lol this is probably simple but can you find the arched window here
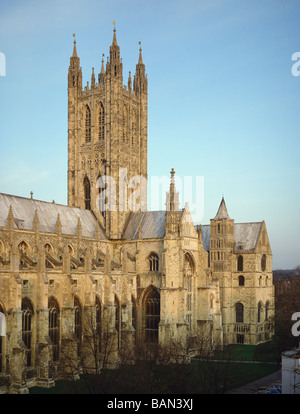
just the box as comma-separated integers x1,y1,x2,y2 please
18,241,28,255
85,105,91,143
74,297,82,354
238,275,245,286
237,255,243,272
22,298,34,367
265,301,269,321
84,176,91,210
149,253,159,272
49,297,60,361
98,102,104,141
236,302,244,323
258,302,262,323
145,287,160,343
115,295,121,349
259,276,263,286
184,254,193,331
95,297,101,352
19,241,29,268
261,254,266,272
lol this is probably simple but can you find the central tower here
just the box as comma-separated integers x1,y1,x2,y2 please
67,28,148,239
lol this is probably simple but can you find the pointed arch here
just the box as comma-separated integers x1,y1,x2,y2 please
22,297,34,367
261,254,267,272
265,301,270,321
48,296,60,361
258,301,263,323
184,253,194,331
85,105,91,143
235,302,244,323
74,296,82,352
143,285,160,343
84,176,91,210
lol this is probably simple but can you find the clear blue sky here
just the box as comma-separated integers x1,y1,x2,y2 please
0,0,299,269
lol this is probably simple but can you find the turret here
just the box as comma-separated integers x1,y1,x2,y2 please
133,43,147,95
165,168,180,237
107,27,123,82
209,197,234,273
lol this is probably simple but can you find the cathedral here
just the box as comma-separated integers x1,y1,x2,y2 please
0,28,274,393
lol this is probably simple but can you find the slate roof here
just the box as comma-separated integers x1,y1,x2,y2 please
200,222,262,252
122,211,167,240
0,193,107,239
122,209,185,240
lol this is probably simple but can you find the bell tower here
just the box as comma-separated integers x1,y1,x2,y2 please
67,28,148,239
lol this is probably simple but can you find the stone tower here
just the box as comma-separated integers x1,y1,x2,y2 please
67,28,148,239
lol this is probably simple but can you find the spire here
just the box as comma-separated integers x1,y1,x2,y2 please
128,71,132,91
134,41,147,95
109,23,122,79
91,67,95,87
98,54,105,85
68,33,82,89
112,25,118,45
138,42,143,64
72,37,78,57
214,197,231,220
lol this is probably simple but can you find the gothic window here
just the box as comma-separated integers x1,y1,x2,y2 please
259,275,262,286
235,302,244,323
18,241,28,255
19,241,29,268
261,254,266,272
95,297,101,352
238,275,245,286
149,253,159,272
84,176,91,210
22,298,34,367
258,302,262,323
237,255,243,272
145,287,160,343
115,296,120,349
85,105,91,143
184,255,193,331
74,297,82,353
265,301,269,321
49,297,60,362
98,102,104,141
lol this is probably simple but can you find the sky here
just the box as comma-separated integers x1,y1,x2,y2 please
0,0,299,270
